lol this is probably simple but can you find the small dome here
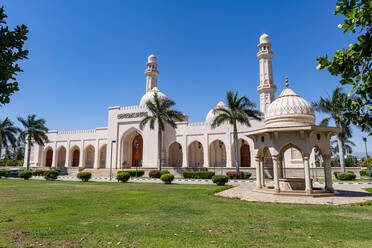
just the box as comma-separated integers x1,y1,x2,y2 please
259,33,270,44
148,54,157,63
264,87,315,127
140,87,167,106
206,101,226,123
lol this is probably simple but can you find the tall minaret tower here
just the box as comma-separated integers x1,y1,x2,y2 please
145,54,159,93
257,33,277,114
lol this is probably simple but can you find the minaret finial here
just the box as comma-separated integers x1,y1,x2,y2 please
285,76,289,88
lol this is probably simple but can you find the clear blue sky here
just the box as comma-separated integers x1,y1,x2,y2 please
1,0,370,156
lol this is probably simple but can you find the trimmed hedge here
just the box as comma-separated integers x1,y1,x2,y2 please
338,172,356,181
117,170,144,177
18,170,33,180
212,175,229,186
77,172,92,182
5,159,19,167
333,171,340,179
116,171,130,183
160,173,174,184
0,169,11,178
226,171,251,179
149,170,161,178
44,170,59,180
160,170,170,176
183,171,215,179
360,169,371,177
33,170,47,176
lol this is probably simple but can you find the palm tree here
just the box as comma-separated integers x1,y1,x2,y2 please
211,91,261,172
331,138,355,156
0,118,20,159
18,114,49,170
312,87,352,172
139,93,184,171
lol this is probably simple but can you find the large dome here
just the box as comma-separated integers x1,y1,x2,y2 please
264,87,315,127
206,101,226,123
140,87,167,106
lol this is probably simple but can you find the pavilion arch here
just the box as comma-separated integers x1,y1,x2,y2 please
43,146,53,167
98,144,107,168
121,128,143,168
278,143,304,179
167,142,183,167
188,140,204,167
56,146,66,167
231,138,251,167
209,139,226,167
84,145,95,168
70,146,80,167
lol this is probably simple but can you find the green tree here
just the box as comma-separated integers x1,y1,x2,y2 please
18,114,48,170
316,0,371,134
211,91,261,172
139,93,184,171
0,6,29,105
331,137,355,156
312,87,352,172
0,117,20,159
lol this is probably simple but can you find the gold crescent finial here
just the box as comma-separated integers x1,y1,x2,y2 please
285,76,289,88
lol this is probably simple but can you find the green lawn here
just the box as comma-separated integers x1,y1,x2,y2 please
0,180,371,248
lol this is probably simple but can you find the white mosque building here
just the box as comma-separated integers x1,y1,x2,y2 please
25,34,338,193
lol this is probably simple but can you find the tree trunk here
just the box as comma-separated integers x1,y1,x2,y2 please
26,139,31,170
233,125,239,173
337,134,345,172
158,129,162,171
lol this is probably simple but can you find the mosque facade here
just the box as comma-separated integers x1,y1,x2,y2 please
24,34,338,192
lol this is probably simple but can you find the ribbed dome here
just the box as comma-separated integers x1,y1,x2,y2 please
147,54,157,63
206,101,226,123
140,87,167,106
264,87,315,127
259,33,270,44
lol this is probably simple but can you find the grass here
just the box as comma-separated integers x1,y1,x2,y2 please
0,180,371,248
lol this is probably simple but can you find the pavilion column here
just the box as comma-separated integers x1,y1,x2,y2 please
255,156,262,189
303,154,312,194
278,156,283,179
272,155,280,193
323,154,334,193
260,157,265,187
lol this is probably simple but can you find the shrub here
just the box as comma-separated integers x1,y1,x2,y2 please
18,170,32,180
160,173,174,184
360,169,371,177
0,169,11,178
17,160,24,167
5,159,18,167
212,175,229,186
116,171,130,183
242,172,252,179
362,157,372,167
183,171,215,179
338,172,356,181
77,172,92,182
33,170,47,176
149,170,161,178
160,170,170,176
226,171,248,179
0,160,5,167
44,170,59,180
118,170,144,177
333,171,340,179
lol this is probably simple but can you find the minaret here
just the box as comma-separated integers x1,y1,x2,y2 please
145,54,159,93
257,33,277,114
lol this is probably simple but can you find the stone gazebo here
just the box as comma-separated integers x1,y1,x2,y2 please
248,79,339,195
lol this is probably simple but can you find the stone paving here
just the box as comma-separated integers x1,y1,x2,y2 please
216,184,372,205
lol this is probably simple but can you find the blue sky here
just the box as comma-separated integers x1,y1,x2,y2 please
1,0,370,155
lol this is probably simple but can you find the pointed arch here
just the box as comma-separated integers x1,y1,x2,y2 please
168,142,183,167
120,128,143,168
84,145,95,168
188,141,204,167
56,146,66,167
98,144,107,169
43,146,53,167
209,139,226,167
70,146,80,167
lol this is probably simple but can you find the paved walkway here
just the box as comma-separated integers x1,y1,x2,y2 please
217,184,372,205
